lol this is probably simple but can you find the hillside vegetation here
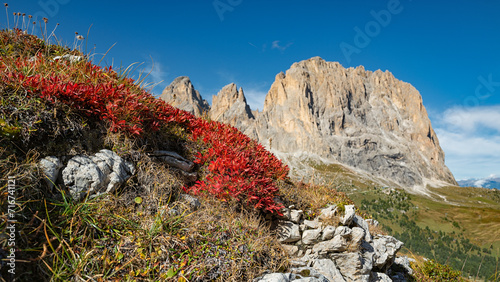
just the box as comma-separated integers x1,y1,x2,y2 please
0,26,362,281
310,162,500,281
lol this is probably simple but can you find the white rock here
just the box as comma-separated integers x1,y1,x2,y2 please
62,150,135,200
341,205,356,226
281,244,299,256
312,259,346,282
353,215,372,242
62,155,104,200
372,235,404,272
91,149,135,195
302,228,322,245
370,272,392,282
277,221,301,243
394,256,413,275
312,235,348,255
351,227,365,247
39,156,62,189
321,226,336,241
303,219,321,230
290,266,327,281
290,209,304,223
331,252,371,282
334,226,352,238
255,273,292,282
318,205,337,220
280,208,292,221
293,277,325,282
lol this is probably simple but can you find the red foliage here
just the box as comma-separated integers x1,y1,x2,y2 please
0,50,288,214
186,119,288,213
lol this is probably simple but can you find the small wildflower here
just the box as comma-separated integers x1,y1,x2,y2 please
76,35,84,40
4,3,7,7
43,17,48,23
28,15,32,19
22,13,25,16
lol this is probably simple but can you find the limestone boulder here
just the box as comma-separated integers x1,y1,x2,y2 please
62,149,135,200
39,156,63,189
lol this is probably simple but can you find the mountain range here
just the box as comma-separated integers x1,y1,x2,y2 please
458,175,500,189
160,57,457,193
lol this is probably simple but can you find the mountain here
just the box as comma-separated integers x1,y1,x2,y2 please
209,83,255,129
159,76,209,116
161,57,457,192
458,175,500,189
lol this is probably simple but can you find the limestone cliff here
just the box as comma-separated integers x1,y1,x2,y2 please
161,57,457,190
209,83,255,129
160,76,209,116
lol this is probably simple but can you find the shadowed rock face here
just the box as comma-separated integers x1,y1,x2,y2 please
161,57,457,189
160,76,209,117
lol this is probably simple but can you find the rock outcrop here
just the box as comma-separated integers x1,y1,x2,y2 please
161,57,457,190
39,150,136,200
160,76,209,117
255,205,409,282
62,149,136,200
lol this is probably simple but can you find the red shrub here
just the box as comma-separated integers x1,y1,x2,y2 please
1,41,288,214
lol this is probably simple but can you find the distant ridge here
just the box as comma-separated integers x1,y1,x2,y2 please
458,175,500,189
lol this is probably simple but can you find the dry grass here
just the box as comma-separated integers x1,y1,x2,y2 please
367,221,387,236
278,180,356,219
174,195,289,281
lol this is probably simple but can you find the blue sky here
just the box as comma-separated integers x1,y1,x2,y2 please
3,0,500,181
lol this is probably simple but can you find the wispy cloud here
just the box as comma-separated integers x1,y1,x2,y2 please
243,87,268,112
434,105,500,179
149,62,167,85
142,60,169,95
440,105,500,133
216,70,237,84
271,40,293,51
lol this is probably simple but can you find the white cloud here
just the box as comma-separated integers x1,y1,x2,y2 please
140,61,169,95
434,105,500,180
440,105,500,133
148,61,167,85
243,88,267,112
271,40,293,51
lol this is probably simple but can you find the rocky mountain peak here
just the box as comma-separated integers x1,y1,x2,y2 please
160,76,209,117
209,83,255,129
161,57,457,191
